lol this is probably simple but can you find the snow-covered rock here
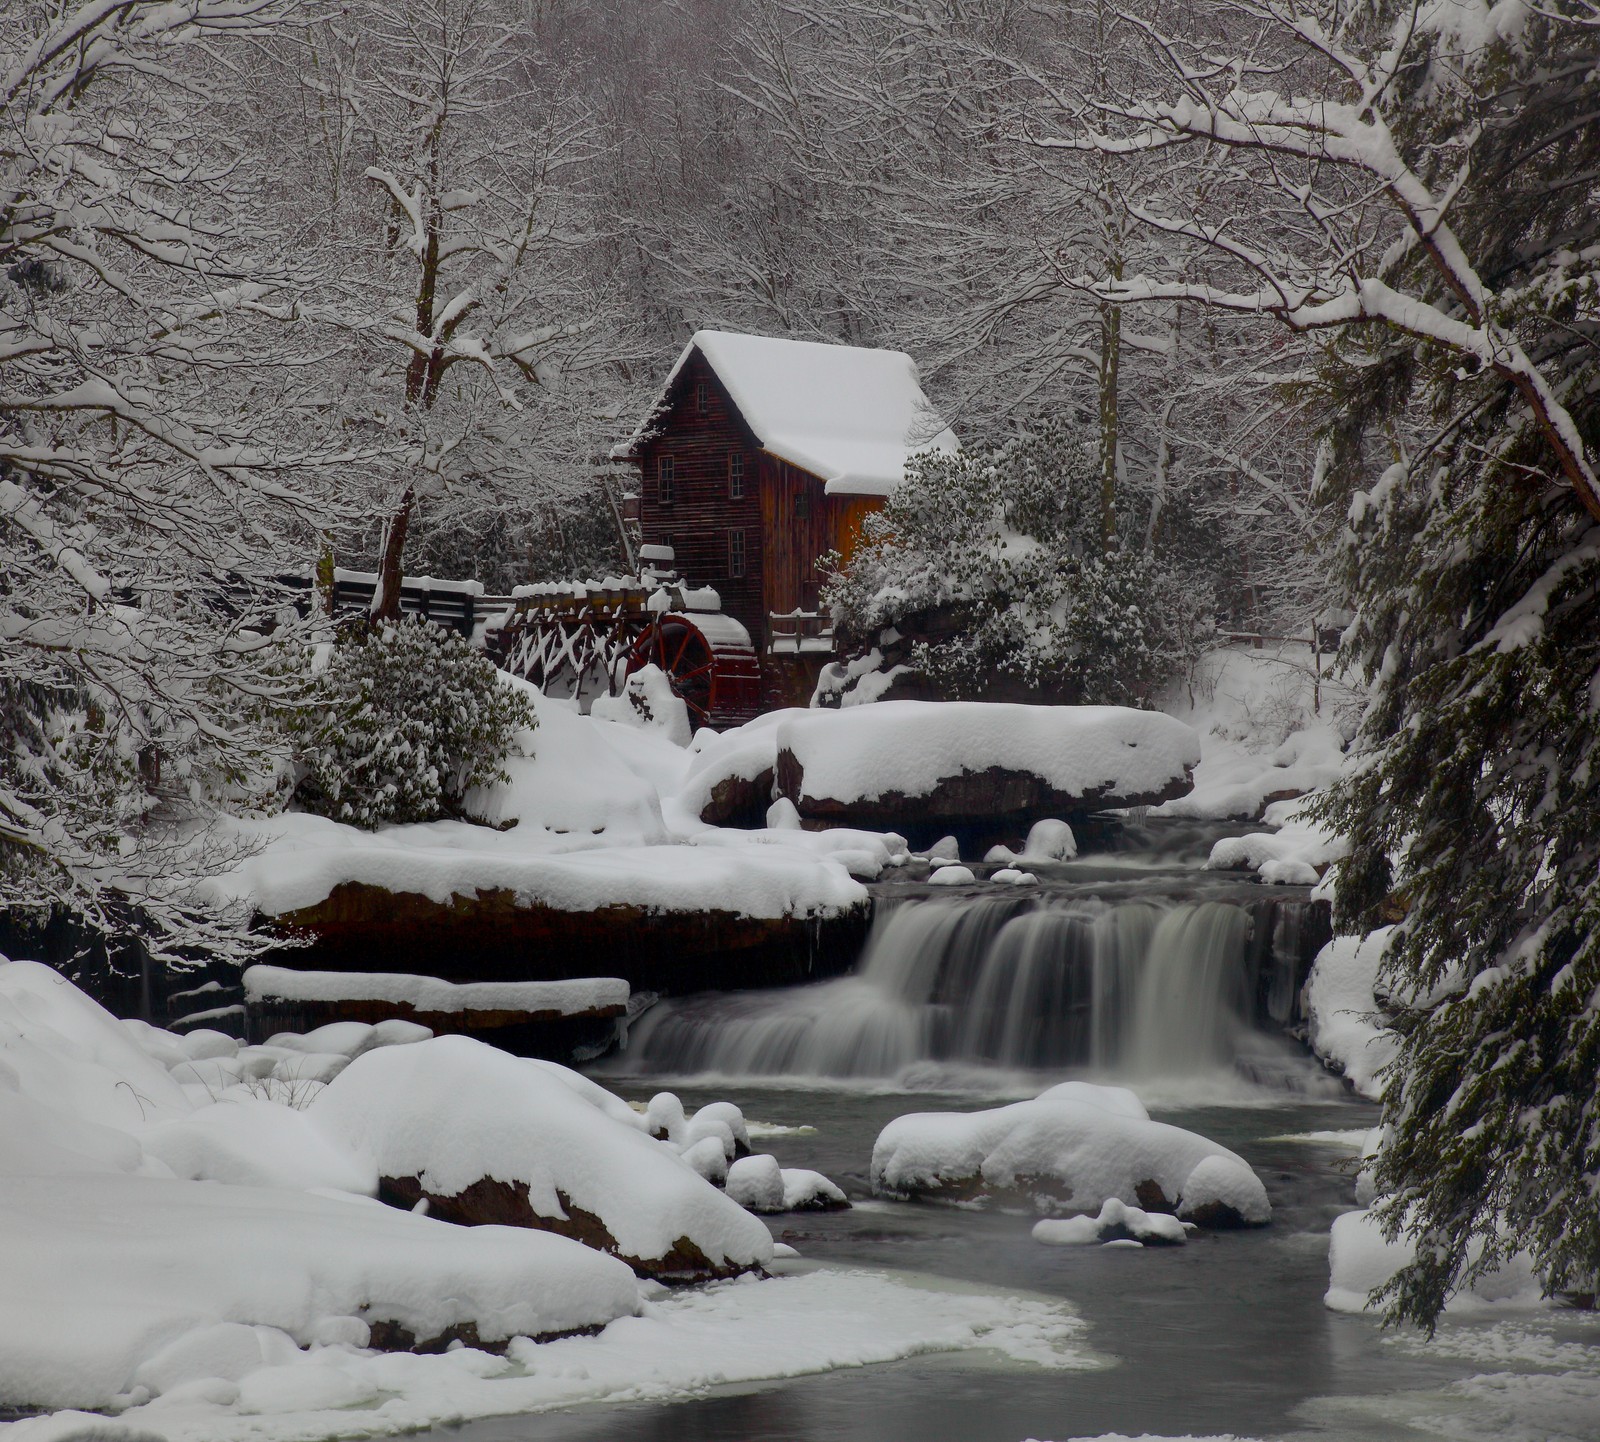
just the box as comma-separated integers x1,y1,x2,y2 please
673,708,799,826
928,864,976,885
309,1037,775,1281
1302,929,1398,1099
987,818,1078,867
870,1081,1269,1227
1325,1209,1544,1315
589,664,692,747
1205,795,1347,884
989,867,1038,885
726,1154,849,1214
772,701,1200,832
0,1173,640,1410
1033,1196,1190,1247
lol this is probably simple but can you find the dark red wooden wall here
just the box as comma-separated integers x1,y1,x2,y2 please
635,349,882,664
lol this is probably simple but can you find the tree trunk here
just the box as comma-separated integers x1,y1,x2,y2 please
371,485,415,622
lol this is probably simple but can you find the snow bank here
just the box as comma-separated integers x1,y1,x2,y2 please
0,1173,640,1409
1154,644,1355,822
462,681,670,844
245,965,627,1017
24,1265,1090,1442
1302,929,1398,1098
589,664,692,747
309,1037,775,1280
1326,1209,1544,1315
139,1098,377,1195
871,1081,1269,1226
775,701,1200,809
0,959,195,1136
1205,794,1348,885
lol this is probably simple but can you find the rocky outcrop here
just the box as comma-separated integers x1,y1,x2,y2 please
775,755,1191,844
258,882,869,997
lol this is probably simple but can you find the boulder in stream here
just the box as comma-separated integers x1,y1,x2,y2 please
772,702,1200,841
870,1081,1270,1228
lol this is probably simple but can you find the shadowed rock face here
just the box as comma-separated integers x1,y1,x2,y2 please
774,754,1195,849
698,767,775,827
257,882,870,997
377,1175,762,1284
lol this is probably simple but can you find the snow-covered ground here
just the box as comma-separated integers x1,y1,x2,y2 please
0,957,1094,1440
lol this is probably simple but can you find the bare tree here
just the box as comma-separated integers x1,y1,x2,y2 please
1,0,354,962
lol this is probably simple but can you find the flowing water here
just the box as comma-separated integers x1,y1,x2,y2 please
432,825,1600,1442
608,888,1331,1093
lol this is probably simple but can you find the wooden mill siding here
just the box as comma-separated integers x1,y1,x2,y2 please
758,458,876,621
635,347,885,711
636,352,765,644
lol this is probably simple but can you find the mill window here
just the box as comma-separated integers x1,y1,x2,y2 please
728,452,745,500
729,528,747,579
657,454,675,506
795,487,810,521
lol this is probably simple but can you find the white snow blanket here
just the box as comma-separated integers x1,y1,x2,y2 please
244,966,627,1016
1302,930,1399,1099
774,701,1200,808
6,1265,1091,1442
309,1037,775,1276
0,1175,640,1410
206,815,866,922
871,1081,1269,1225
1153,645,1354,822
200,681,867,924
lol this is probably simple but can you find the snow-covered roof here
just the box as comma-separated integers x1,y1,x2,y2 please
623,330,958,498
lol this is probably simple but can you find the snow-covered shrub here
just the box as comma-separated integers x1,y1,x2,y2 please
289,618,534,828
824,420,1204,705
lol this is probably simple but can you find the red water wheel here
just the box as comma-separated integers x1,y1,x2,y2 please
626,615,718,729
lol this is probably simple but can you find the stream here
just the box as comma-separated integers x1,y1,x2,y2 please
439,822,1600,1442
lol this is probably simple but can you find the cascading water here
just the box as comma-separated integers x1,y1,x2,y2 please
611,891,1326,1085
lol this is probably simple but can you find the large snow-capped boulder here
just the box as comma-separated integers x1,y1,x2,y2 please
309,1037,775,1281
0,1173,641,1409
771,702,1200,838
870,1082,1269,1228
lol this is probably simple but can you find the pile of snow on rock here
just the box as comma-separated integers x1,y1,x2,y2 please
870,1080,1270,1228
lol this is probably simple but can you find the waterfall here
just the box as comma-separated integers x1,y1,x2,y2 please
612,893,1324,1085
